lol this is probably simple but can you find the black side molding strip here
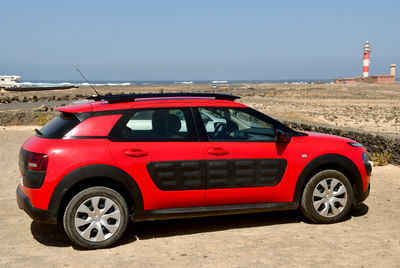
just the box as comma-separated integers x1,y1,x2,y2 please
146,159,287,191
135,202,298,221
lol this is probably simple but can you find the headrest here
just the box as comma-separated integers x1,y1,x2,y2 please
152,111,166,134
166,114,181,135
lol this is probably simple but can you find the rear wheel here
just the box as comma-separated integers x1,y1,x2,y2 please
300,170,353,223
63,186,129,249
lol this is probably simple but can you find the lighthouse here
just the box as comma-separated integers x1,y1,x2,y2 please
362,41,371,78
336,40,395,84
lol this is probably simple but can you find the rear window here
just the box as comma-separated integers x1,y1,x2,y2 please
37,112,80,139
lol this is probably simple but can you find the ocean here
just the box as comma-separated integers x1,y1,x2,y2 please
18,79,338,87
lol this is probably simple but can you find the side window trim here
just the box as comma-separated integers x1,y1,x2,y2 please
108,107,199,142
191,107,210,142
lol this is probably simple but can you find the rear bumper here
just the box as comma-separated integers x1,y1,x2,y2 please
16,185,58,224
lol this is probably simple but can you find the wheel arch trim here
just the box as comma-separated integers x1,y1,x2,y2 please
48,164,144,219
293,153,363,204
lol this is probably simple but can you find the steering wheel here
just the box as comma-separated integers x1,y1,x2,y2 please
212,122,226,139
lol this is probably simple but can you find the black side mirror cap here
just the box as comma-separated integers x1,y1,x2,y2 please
276,129,292,143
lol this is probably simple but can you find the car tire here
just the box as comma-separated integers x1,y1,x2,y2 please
63,186,129,249
300,170,353,223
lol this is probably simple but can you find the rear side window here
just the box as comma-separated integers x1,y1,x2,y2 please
37,112,80,139
109,108,198,142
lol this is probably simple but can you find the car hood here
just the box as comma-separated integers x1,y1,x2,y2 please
301,131,357,143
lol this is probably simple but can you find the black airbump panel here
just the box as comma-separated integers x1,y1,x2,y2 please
207,159,287,189
147,160,206,190
147,158,287,191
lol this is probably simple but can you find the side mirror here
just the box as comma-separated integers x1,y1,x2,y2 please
276,129,291,143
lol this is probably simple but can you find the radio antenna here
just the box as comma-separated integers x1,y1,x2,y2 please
76,68,100,96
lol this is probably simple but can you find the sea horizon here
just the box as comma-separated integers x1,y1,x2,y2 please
18,79,336,87
9,77,398,88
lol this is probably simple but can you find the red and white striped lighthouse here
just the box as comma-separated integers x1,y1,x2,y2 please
362,41,371,78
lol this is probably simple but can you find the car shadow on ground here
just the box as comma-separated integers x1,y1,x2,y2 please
121,210,302,245
30,204,369,249
350,203,369,217
30,222,71,247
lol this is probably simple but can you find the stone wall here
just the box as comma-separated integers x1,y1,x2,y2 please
0,111,57,126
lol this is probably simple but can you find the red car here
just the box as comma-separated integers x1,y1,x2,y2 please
17,93,371,249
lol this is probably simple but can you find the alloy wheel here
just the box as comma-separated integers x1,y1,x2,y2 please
74,196,121,242
312,178,348,218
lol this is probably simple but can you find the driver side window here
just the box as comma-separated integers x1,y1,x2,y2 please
198,107,275,142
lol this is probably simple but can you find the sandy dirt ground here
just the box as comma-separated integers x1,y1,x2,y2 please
0,126,399,267
1,83,400,135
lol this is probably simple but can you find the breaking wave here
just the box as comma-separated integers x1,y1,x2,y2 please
76,82,132,86
20,82,73,87
211,80,228,84
173,81,193,85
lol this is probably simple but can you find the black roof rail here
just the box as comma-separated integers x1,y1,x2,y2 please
88,93,240,103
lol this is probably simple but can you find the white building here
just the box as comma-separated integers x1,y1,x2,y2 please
0,75,22,88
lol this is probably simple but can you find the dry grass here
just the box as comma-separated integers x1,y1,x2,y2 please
34,113,53,126
370,151,392,166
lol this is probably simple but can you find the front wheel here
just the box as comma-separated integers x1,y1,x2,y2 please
63,186,129,249
300,170,353,223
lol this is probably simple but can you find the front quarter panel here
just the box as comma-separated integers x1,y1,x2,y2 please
294,133,370,202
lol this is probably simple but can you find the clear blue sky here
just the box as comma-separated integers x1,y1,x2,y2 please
1,0,399,80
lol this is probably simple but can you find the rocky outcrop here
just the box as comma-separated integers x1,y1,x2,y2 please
0,94,88,104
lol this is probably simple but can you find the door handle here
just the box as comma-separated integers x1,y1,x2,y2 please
123,149,149,157
207,147,229,156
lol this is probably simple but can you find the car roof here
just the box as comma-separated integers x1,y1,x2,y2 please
55,93,246,113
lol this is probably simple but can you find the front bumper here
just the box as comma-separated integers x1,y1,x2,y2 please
356,183,370,205
364,162,372,176
16,185,57,224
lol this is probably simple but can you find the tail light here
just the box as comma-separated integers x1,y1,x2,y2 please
28,152,48,171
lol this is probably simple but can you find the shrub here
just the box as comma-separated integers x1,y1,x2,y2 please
35,113,53,126
369,151,392,166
